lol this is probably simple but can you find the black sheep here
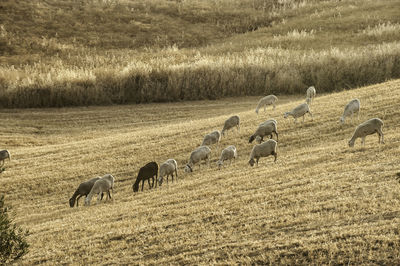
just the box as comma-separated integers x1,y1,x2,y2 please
133,162,159,192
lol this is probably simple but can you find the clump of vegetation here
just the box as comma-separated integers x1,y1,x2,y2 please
0,195,29,264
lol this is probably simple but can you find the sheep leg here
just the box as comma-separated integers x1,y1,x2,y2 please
256,158,259,166
76,195,83,207
97,192,102,204
308,111,313,121
175,168,178,181
273,151,277,162
361,137,366,146
141,180,145,191
275,131,279,142
273,103,276,110
377,129,384,144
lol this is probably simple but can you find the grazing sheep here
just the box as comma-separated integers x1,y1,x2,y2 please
255,95,278,114
306,86,316,105
133,162,159,192
0,150,10,168
69,177,104,207
340,99,361,123
348,118,384,147
284,103,313,123
201,130,221,147
249,139,278,167
221,115,240,137
84,174,115,206
249,119,278,143
217,145,237,170
185,146,212,173
158,159,178,186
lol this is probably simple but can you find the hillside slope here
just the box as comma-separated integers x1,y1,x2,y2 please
0,79,399,264
1,0,400,107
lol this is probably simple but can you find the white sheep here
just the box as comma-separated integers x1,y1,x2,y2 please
340,99,361,123
255,119,278,143
85,174,115,206
249,139,277,166
348,118,384,147
249,119,278,143
185,146,212,172
201,130,221,147
221,115,240,137
158,159,178,186
284,103,313,123
255,95,278,114
306,86,316,105
217,145,237,169
0,150,10,168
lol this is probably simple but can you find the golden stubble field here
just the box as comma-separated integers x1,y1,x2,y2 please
1,80,400,264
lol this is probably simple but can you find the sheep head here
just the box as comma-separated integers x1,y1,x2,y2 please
158,176,163,186
248,158,255,167
184,164,193,173
69,197,75,208
216,160,223,170
348,139,355,147
249,135,255,143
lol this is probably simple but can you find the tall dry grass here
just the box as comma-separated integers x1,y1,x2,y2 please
1,42,399,107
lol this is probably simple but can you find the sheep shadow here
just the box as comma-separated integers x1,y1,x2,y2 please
341,148,366,154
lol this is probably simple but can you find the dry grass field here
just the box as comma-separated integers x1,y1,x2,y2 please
1,79,400,264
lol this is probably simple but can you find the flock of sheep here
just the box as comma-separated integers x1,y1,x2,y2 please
0,86,385,207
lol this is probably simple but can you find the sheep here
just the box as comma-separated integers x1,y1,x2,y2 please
133,162,159,192
0,150,11,168
255,119,278,143
340,99,361,123
249,139,278,167
348,118,384,147
185,146,212,172
84,174,115,206
255,95,278,114
69,176,104,207
221,115,240,137
158,159,178,186
284,103,313,123
249,119,278,143
306,86,316,105
201,130,221,147
217,145,237,170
